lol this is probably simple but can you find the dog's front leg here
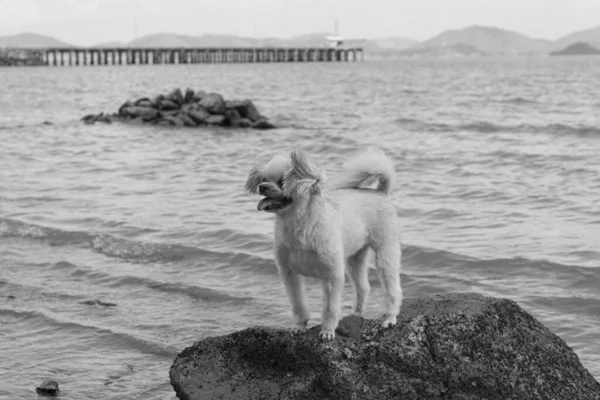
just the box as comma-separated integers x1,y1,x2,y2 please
275,245,309,334
320,258,345,340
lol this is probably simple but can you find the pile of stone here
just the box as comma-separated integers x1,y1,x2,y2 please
82,88,276,129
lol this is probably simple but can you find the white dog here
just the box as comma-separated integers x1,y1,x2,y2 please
245,147,402,340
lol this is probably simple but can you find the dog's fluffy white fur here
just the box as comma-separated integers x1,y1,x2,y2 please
246,147,402,340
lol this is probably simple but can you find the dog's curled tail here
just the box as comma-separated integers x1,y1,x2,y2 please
332,147,397,195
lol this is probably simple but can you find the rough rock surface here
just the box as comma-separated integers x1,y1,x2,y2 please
82,87,276,130
169,293,600,400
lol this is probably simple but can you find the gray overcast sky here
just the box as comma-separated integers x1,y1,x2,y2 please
0,0,599,45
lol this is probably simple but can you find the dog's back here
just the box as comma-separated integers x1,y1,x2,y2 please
329,188,399,257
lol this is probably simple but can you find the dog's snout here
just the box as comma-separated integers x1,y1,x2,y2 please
258,183,268,195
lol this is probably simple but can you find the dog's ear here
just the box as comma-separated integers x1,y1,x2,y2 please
245,163,265,194
284,148,325,198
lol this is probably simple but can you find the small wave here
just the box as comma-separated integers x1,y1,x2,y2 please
403,245,600,281
459,121,501,133
79,299,117,307
0,217,92,244
0,120,58,130
50,260,252,303
401,89,428,94
499,97,539,105
110,276,252,303
395,118,600,136
90,234,199,263
0,308,176,358
1,218,275,271
0,218,207,263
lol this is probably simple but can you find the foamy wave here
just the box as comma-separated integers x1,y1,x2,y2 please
0,218,276,272
0,218,48,239
90,234,190,263
0,218,203,263
1,218,93,246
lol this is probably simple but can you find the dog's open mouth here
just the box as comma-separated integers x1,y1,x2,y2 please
257,196,292,212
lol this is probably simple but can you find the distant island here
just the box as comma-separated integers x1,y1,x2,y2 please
3,22,600,58
550,42,600,56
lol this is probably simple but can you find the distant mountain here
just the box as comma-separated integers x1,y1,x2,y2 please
369,37,418,50
92,41,126,48
119,32,418,59
399,43,487,57
553,25,600,50
0,32,73,48
410,25,551,56
124,32,388,49
362,37,419,58
125,33,330,48
550,42,600,56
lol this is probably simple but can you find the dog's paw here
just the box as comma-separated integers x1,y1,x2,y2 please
319,329,335,341
382,316,397,329
291,325,307,335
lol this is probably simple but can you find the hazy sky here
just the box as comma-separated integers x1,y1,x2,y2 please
0,0,599,45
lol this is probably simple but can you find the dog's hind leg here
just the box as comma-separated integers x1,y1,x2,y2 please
373,240,402,328
276,246,309,334
347,246,371,317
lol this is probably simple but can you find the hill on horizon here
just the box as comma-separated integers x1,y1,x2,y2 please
553,25,600,50
550,42,600,56
124,32,344,48
399,43,487,57
123,32,416,52
0,32,73,48
6,24,600,57
407,25,551,56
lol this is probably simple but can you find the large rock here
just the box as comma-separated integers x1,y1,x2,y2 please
166,88,184,105
194,90,207,101
199,93,226,114
118,100,134,117
226,99,264,122
205,114,226,126
177,112,198,127
134,97,153,107
123,106,159,120
158,99,180,111
183,88,195,104
252,119,277,130
187,106,211,124
169,293,600,400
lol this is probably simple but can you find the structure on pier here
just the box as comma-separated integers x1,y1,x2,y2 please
2,46,364,66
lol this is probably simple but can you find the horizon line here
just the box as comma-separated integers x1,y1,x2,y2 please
1,22,599,47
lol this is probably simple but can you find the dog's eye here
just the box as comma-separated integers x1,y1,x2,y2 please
278,179,284,187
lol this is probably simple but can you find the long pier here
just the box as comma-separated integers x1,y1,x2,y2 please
1,46,364,66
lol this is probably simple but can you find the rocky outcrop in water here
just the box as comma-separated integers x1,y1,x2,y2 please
35,380,59,396
82,88,276,129
169,293,600,400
